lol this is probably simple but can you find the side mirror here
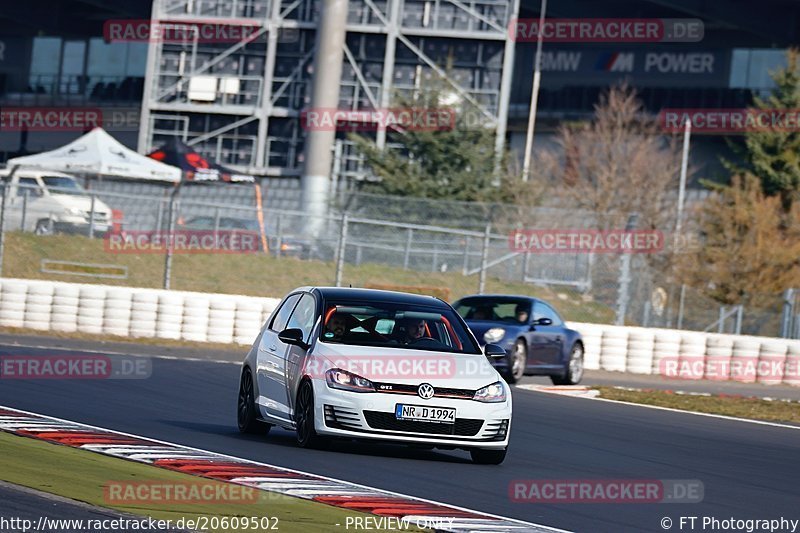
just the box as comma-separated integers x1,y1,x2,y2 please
278,328,308,349
533,317,552,327
484,343,507,358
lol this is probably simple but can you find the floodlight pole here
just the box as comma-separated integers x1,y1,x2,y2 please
521,0,547,182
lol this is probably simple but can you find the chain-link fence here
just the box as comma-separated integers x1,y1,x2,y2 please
0,179,794,336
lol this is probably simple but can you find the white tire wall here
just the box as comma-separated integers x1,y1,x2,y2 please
235,300,263,345
130,292,159,338
156,294,184,340
730,337,761,383
182,297,210,343
570,323,603,370
207,298,236,344
704,334,734,381
0,282,27,328
24,283,54,331
51,284,80,332
784,341,800,386
757,340,787,385
653,330,682,376
677,332,707,381
103,288,133,337
77,286,107,334
599,327,628,372
626,329,655,375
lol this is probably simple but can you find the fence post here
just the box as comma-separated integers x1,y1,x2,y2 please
20,190,28,231
88,193,96,238
275,214,283,257
478,223,491,294
735,305,743,335
163,197,179,290
615,254,632,326
403,229,413,270
781,288,795,338
718,306,725,333
213,207,221,239
155,199,164,231
0,184,8,277
334,213,348,287
462,237,470,275
677,284,686,330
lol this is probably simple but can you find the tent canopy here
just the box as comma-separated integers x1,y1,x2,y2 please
147,138,255,183
7,128,181,183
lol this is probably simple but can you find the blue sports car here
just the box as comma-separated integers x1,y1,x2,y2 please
452,295,584,385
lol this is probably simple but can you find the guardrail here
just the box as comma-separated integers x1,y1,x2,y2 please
0,277,797,386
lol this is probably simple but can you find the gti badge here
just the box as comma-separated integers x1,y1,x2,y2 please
417,383,434,400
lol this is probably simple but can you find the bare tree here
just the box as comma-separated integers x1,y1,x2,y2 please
517,85,685,233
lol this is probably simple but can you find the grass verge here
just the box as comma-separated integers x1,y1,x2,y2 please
593,386,800,425
3,231,614,323
0,431,424,532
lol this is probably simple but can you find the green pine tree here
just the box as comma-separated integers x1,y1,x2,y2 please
351,79,517,203
724,48,800,210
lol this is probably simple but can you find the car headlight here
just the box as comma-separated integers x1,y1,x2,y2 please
325,368,375,393
67,207,84,216
474,381,506,403
483,327,506,343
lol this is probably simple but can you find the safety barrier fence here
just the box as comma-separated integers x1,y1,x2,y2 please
0,277,798,386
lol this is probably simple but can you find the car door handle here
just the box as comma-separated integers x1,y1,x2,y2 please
269,345,277,352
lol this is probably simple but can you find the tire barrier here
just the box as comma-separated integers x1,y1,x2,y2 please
566,321,800,387
0,277,798,386
0,278,279,346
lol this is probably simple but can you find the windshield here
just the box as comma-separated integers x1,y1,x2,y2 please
454,297,532,324
319,300,481,354
41,176,87,196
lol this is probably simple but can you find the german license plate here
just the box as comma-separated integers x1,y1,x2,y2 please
395,404,456,424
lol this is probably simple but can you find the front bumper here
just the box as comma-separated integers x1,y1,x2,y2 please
312,380,511,449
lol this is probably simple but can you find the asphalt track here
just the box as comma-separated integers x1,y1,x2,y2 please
0,342,798,533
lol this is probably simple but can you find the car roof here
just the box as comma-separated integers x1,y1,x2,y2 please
309,287,449,308
454,294,545,304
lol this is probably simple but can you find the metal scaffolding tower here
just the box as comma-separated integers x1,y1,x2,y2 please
138,0,520,179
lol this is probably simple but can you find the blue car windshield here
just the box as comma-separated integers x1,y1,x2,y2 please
454,298,532,324
320,300,481,354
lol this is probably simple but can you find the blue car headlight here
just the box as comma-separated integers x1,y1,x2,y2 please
483,327,506,344
473,381,507,403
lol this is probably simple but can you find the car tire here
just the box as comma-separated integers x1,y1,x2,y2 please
505,340,527,384
34,219,54,236
470,447,507,465
237,368,271,434
551,343,584,385
295,380,327,449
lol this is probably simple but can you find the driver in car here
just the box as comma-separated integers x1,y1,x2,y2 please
515,304,530,324
399,317,426,344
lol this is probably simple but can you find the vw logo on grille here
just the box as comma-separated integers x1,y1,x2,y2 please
418,383,435,400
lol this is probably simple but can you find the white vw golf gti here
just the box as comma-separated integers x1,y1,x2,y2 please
238,287,512,464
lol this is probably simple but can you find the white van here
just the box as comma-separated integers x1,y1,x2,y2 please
0,168,113,236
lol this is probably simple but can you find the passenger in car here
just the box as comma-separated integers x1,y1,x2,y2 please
324,314,348,341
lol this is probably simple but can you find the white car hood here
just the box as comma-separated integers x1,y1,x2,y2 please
51,194,112,215
309,341,501,389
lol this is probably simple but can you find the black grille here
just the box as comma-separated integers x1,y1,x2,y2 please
372,382,475,399
363,411,483,436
